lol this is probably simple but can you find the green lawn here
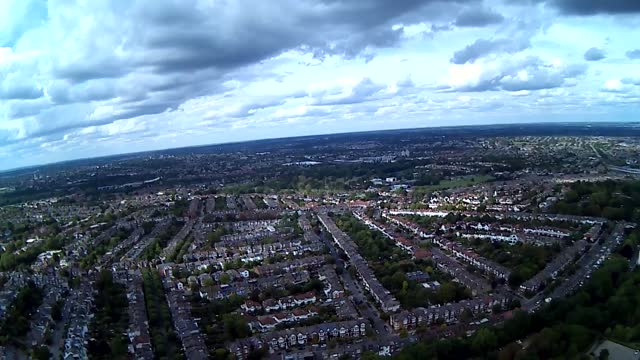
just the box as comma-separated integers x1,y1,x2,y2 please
414,175,495,192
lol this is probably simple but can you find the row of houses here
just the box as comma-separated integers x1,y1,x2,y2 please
383,214,434,240
181,238,323,266
105,226,144,265
263,197,280,209
242,291,318,314
161,218,195,259
433,237,511,279
241,194,258,211
228,219,281,231
318,265,346,300
251,306,320,332
431,247,492,296
164,284,209,360
205,196,216,214
318,211,400,313
390,210,577,246
353,211,431,259
186,268,250,287
228,320,367,359
25,275,68,348
519,240,588,293
382,215,510,293
121,219,172,261
389,294,511,331
254,255,326,277
196,271,311,301
388,208,606,227
63,280,93,360
440,221,572,239
114,269,154,359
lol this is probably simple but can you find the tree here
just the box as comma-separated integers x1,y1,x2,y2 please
361,351,382,360
223,313,250,340
0,253,16,271
31,346,51,360
460,308,473,322
472,328,497,354
110,336,128,357
492,303,503,313
142,221,155,234
52,300,63,321
508,271,525,289
220,273,232,284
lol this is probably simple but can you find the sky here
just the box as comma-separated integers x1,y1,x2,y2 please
0,0,639,170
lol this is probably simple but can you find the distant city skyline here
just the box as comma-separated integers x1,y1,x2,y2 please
1,0,639,170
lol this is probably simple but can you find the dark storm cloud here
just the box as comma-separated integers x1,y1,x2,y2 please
141,26,300,73
308,27,406,61
450,37,530,64
584,47,606,61
134,0,477,74
310,0,474,28
454,8,504,27
626,49,640,59
549,0,640,15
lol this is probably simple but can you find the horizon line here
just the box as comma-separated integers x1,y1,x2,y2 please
2,120,639,175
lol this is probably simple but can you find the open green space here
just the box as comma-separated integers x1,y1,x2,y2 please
413,175,495,193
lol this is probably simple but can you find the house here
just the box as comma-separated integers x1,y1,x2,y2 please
293,292,317,306
241,300,262,313
256,316,277,332
263,299,281,313
406,271,429,283
197,273,213,286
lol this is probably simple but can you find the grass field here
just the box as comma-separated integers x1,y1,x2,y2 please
414,175,495,192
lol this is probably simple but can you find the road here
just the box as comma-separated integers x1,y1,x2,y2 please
319,229,390,336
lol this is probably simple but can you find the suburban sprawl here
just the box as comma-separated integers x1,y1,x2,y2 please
1,123,640,360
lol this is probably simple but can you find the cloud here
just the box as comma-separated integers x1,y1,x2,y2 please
226,99,287,118
0,73,43,100
548,0,640,15
626,49,640,59
446,56,587,92
601,79,626,93
450,37,530,64
1,0,480,146
310,77,388,106
622,77,640,86
454,7,504,27
583,47,606,61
